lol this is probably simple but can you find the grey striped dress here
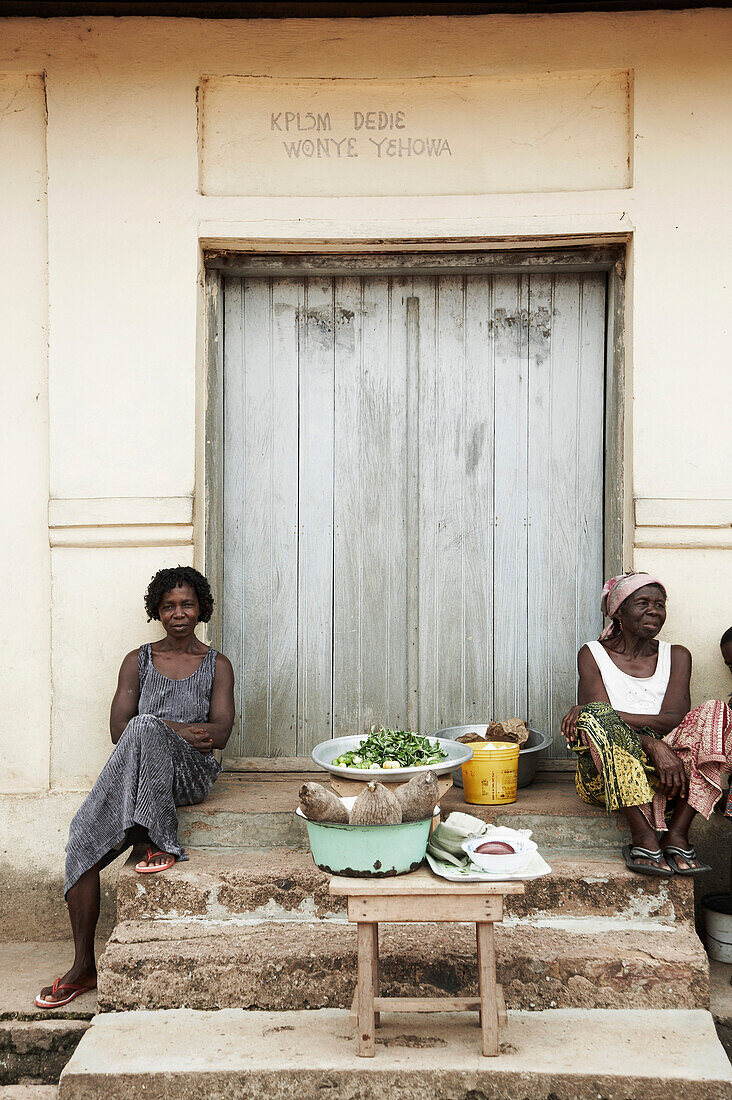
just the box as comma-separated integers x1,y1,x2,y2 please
65,644,222,894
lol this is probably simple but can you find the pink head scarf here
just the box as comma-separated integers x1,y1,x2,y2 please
599,572,667,641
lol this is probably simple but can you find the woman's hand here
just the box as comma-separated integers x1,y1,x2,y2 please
178,725,214,754
561,705,583,745
643,738,688,800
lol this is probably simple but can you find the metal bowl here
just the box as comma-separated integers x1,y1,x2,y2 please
311,734,473,782
433,725,553,788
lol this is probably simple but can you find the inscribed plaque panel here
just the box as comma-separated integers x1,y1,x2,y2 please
199,71,631,197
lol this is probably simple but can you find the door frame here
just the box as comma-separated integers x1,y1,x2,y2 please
200,241,628,770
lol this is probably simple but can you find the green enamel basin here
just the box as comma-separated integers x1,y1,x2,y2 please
296,806,436,877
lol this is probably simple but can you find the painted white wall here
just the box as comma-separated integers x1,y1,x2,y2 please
50,545,193,788
0,73,51,792
0,11,729,816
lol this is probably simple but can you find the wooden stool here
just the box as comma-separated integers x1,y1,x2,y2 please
329,867,524,1057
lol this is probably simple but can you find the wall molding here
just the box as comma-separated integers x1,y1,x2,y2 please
48,496,194,548
50,525,194,548
634,498,732,549
635,498,732,528
49,496,193,528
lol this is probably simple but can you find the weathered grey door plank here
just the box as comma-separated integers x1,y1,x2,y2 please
433,275,469,729
297,278,335,754
412,275,439,733
492,275,530,721
222,278,245,757
575,272,606,686
463,274,495,726
526,273,554,750
266,278,301,756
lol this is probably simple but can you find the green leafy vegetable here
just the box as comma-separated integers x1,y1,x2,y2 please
332,727,448,770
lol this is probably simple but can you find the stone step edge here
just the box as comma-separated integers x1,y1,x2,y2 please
115,848,695,927
97,919,710,1013
177,811,633,853
57,1007,732,1100
0,1018,89,1087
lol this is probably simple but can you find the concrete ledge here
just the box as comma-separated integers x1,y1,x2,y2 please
58,1007,732,1100
177,773,631,852
0,943,100,1023
115,848,696,926
0,1088,58,1098
710,960,732,1061
98,917,709,1013
0,1019,88,1086
0,941,100,1085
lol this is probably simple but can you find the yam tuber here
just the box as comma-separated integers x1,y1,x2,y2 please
349,781,402,825
298,782,349,824
395,771,439,822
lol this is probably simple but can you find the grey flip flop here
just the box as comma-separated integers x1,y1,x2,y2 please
662,846,712,876
622,844,673,877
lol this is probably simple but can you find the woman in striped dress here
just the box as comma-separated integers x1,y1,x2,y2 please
36,566,234,1008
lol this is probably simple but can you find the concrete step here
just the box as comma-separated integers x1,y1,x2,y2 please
178,772,633,853
0,943,98,1086
58,1006,732,1100
115,847,696,927
0,1021,85,1088
0,1088,58,1098
98,915,709,1013
711,960,732,1061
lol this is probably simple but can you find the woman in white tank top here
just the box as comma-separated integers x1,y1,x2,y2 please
561,572,731,877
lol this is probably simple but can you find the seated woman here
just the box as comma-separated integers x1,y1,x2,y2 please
561,572,732,877
36,566,234,1007
721,625,732,816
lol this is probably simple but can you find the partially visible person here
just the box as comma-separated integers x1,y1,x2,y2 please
561,572,732,877
720,625,732,816
36,566,234,1008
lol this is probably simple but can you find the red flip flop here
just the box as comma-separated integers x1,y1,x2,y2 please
35,977,96,1009
135,847,176,874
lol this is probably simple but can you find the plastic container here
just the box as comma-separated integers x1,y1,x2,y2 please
461,741,520,805
436,726,552,789
296,798,439,877
701,893,732,963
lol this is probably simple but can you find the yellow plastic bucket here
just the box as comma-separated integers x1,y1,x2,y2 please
461,741,520,805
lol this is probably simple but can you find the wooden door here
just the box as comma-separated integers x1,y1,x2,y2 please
222,270,605,762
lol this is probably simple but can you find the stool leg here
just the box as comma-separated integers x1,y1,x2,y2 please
357,922,377,1057
372,923,380,1027
476,922,499,1056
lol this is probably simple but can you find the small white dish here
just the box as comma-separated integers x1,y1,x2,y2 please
426,850,551,883
461,829,537,875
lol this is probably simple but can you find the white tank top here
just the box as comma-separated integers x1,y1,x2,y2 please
585,639,672,715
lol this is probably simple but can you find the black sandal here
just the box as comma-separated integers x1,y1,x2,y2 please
622,844,673,877
662,845,712,876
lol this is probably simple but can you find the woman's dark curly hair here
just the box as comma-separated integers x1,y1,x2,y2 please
144,566,214,623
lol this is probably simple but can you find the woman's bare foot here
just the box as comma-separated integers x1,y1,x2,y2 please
142,851,174,868
663,827,700,870
663,799,702,870
625,806,671,871
37,961,97,1005
134,846,175,872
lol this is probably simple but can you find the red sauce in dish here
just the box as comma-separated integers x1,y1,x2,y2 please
475,841,515,855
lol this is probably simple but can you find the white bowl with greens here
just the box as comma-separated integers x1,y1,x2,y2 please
312,727,473,781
